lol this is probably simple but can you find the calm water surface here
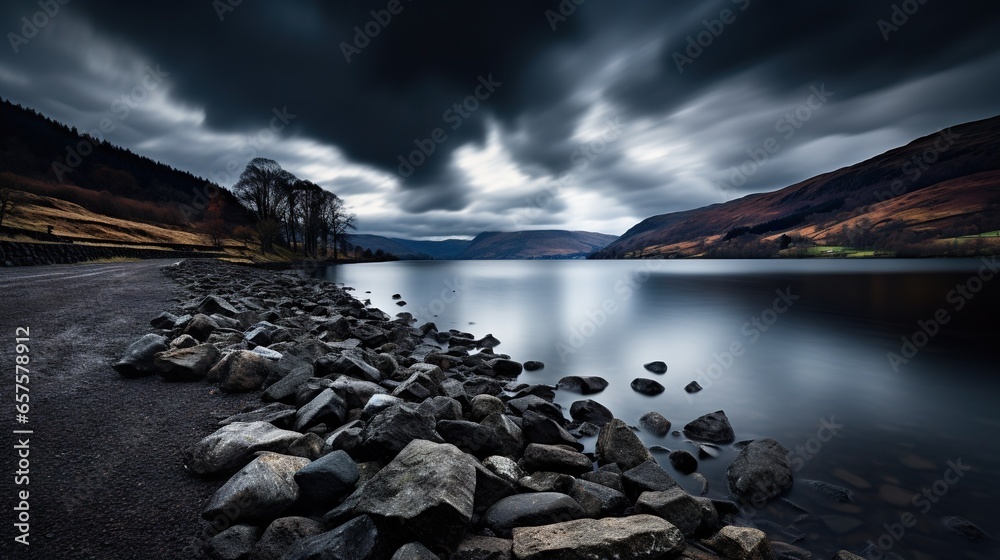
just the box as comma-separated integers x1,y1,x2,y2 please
312,259,1000,559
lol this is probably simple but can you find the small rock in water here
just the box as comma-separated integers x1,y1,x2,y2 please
942,516,990,541
802,479,856,503
690,472,709,495
684,381,702,393
395,301,407,306
557,376,609,395
523,360,545,371
630,378,665,396
696,443,721,459
391,293,402,299
643,361,668,374
668,450,698,474
638,412,671,436
683,410,735,443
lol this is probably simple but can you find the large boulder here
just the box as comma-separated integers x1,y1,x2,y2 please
248,517,325,560
726,438,793,505
568,478,629,518
293,388,347,432
703,526,774,560
569,400,613,427
487,358,523,378
635,487,704,537
621,461,680,501
114,333,169,377
596,418,654,471
184,421,303,475
683,410,735,444
437,420,504,459
483,492,584,538
282,515,388,560
360,405,443,460
261,365,314,403
184,313,220,342
511,515,685,560
293,450,359,509
202,453,309,525
207,350,277,393
520,410,583,451
349,440,478,549
154,343,221,381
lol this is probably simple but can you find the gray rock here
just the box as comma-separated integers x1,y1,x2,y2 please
579,470,624,493
329,377,386,410
170,334,199,349
511,515,685,560
391,542,438,560
437,419,504,459
208,350,277,393
287,433,325,460
523,361,544,371
771,541,813,560
569,400,613,427
726,438,793,505
702,526,774,560
351,440,477,548
520,443,592,475
282,515,387,560
155,343,221,381
568,478,629,518
150,311,179,329
184,421,303,475
248,517,324,560
202,453,309,524
470,394,505,421
360,405,442,460
184,313,220,342
293,388,347,432
635,487,703,537
506,395,564,424
114,333,169,377
480,413,526,458
802,479,855,504
261,365,314,403
251,346,283,360
630,378,665,396
200,295,240,317
293,450,359,509
596,418,654,471
205,524,260,560
416,395,463,422
520,410,583,451
638,412,671,437
684,381,702,393
556,376,608,394
219,403,297,429
487,358,523,378
519,472,576,494
621,460,680,501
942,516,990,541
453,535,513,560
483,455,524,485
683,410,735,443
361,393,405,420
483,492,584,538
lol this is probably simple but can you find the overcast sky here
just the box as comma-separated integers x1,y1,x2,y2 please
2,1,998,239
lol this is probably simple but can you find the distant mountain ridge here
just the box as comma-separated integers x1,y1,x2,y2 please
594,115,1000,258
349,230,617,260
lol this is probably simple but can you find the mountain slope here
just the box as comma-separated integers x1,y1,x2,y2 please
345,235,432,259
457,230,618,259
594,115,1000,258
391,238,471,259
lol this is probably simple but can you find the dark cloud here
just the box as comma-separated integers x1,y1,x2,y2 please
0,0,998,238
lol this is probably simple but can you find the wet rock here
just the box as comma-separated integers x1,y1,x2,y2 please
283,515,388,560
203,453,309,524
391,542,438,560
630,378,665,396
690,473,709,495
293,388,347,432
487,358,523,378
453,534,513,560
569,478,629,518
643,361,668,374
483,492,585,538
802,479,855,504
184,313,220,342
360,405,443,461
556,376,608,395
703,526,774,560
520,410,583,451
523,361,545,371
350,440,477,548
184,421,303,475
218,403,297,428
507,395,564,425
833,551,865,560
771,541,813,559
727,438,793,505
519,472,576,493
471,394,505,422
579,470,624,494
683,410,735,443
481,413,526,458
249,517,324,560
520,443,593,475
293,450,359,509
154,343,221,381
437,419,504,458
697,443,721,459
511,514,685,560
684,381,703,393
205,524,260,560
669,450,698,474
621,461,680,501
569,400,614,427
114,333,169,377
635,487,703,537
199,295,240,317
639,411,671,436
942,516,990,541
483,455,525,485
596,418,654,471
207,350,277,393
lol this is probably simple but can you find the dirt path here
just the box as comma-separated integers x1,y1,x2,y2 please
0,261,256,559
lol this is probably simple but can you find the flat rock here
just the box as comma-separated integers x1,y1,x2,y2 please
520,410,583,451
622,460,680,501
942,516,990,541
184,421,303,475
511,514,685,560
631,378,665,395
360,405,443,460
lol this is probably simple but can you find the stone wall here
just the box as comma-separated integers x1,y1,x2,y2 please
0,241,227,267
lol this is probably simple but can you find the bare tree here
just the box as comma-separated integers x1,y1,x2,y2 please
325,194,356,261
232,158,287,253
296,181,326,258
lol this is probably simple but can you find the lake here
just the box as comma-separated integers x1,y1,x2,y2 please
310,258,1000,559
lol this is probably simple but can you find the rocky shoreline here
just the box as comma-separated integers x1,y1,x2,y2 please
112,259,864,560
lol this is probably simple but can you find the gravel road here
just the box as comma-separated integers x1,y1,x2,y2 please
0,260,257,559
